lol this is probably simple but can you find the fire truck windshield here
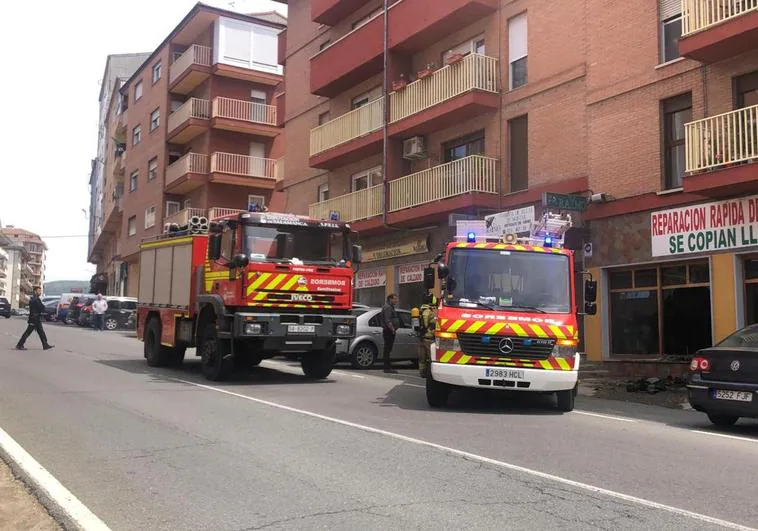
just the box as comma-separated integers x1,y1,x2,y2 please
445,248,571,313
243,224,348,264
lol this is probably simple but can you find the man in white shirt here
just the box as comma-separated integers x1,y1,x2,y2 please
92,294,108,331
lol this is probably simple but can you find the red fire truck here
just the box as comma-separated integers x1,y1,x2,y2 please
422,216,597,411
136,211,362,381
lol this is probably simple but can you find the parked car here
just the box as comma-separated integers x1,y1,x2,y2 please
336,307,420,369
0,297,11,318
102,297,138,330
688,324,758,426
68,296,95,325
42,299,60,321
57,293,95,323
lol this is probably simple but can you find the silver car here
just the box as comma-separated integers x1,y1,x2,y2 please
336,307,420,369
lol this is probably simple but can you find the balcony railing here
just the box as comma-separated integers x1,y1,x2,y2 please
682,0,758,35
390,155,499,212
309,184,384,223
389,54,499,123
210,152,276,179
212,97,277,126
685,104,758,173
310,98,384,155
169,44,212,84
209,207,246,220
165,207,206,226
274,158,284,181
165,153,208,186
168,98,210,132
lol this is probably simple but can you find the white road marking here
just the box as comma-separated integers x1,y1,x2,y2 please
175,378,755,531
404,383,425,389
573,410,637,423
691,430,758,444
0,426,111,530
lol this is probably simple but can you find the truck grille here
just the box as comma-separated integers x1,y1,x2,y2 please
457,333,555,359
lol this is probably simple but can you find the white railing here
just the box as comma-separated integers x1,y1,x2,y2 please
168,98,210,132
209,207,246,220
390,54,499,123
210,152,276,179
310,98,384,155
274,158,284,181
165,153,208,186
164,208,206,226
309,184,384,223
682,0,758,35
390,155,499,212
212,97,277,125
685,104,758,173
169,44,212,84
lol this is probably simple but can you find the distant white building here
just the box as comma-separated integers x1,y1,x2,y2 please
0,246,8,298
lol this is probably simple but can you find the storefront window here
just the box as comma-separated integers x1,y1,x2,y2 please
743,258,758,325
609,262,711,356
398,282,424,310
355,287,385,308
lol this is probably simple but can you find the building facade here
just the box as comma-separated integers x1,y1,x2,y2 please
0,247,8,298
274,0,758,359
89,3,287,297
0,227,45,309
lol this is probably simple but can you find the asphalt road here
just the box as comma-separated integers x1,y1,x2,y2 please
1,318,758,530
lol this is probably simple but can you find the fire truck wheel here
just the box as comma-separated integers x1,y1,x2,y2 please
556,388,576,412
199,322,233,381
169,347,186,367
145,317,171,367
301,346,336,379
350,342,377,369
426,375,451,408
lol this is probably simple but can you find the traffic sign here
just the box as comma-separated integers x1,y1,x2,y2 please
542,192,587,212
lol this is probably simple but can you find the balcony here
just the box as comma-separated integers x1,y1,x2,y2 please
165,153,209,194
309,98,384,169
684,104,758,195
680,0,758,63
309,184,384,223
211,97,279,137
169,44,212,94
102,187,124,235
114,151,127,176
310,0,498,97
312,0,370,25
209,207,246,220
165,207,206,227
209,152,278,189
167,98,210,143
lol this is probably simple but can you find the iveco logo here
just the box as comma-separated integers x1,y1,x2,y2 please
498,337,514,354
730,360,741,372
291,293,313,302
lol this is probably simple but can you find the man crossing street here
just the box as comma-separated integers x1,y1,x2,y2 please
16,286,53,351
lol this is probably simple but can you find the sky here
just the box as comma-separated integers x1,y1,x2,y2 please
0,0,286,283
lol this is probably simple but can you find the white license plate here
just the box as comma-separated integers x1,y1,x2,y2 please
713,389,753,402
288,324,315,335
485,368,525,379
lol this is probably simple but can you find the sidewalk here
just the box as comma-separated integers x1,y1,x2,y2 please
0,457,60,530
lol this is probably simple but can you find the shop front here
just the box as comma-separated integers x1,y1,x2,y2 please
354,268,386,307
397,261,428,310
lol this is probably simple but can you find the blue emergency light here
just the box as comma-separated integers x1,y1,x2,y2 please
467,231,477,243
248,203,259,212
330,211,340,221
544,235,553,247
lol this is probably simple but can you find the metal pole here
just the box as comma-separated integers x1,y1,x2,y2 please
382,0,389,226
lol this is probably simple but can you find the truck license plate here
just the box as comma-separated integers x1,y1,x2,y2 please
485,368,524,379
712,389,753,402
288,324,315,335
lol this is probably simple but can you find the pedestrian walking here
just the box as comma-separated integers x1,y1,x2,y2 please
381,293,400,373
92,294,108,331
16,286,54,351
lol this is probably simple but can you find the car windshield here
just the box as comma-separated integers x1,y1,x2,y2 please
244,224,348,264
444,248,571,313
0,297,8,304
716,325,758,348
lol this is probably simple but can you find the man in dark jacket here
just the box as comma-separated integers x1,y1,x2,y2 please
16,287,54,351
381,293,399,373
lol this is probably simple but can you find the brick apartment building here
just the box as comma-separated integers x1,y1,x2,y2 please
89,3,287,297
0,227,47,308
274,0,758,361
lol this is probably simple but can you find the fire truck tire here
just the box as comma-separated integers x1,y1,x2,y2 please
144,317,171,367
199,322,233,381
301,346,336,379
426,375,451,408
169,347,186,366
556,388,576,412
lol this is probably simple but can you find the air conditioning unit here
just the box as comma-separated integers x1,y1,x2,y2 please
402,136,427,160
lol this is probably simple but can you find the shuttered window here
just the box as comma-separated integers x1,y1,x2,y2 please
659,0,681,21
508,13,527,90
659,0,682,63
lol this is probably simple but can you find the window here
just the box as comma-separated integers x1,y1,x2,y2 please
150,108,160,131
318,111,330,125
215,17,281,74
250,89,267,105
443,131,484,163
508,13,527,90
736,70,758,108
127,216,137,236
659,0,682,63
221,226,235,261
247,195,265,211
351,8,381,30
144,206,156,229
662,93,692,190
442,35,485,63
166,201,180,216
351,166,382,192
317,183,329,202
609,263,711,356
183,199,192,209
135,80,143,101
509,115,528,192
148,158,158,181
129,171,138,192
351,86,381,110
132,125,141,146
152,62,162,83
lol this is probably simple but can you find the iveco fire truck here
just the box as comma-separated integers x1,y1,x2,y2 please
136,210,362,382
422,214,597,411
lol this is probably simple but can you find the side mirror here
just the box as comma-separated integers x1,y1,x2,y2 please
423,267,435,290
351,244,363,263
208,234,222,260
584,301,597,316
584,279,597,303
437,263,449,279
232,253,249,269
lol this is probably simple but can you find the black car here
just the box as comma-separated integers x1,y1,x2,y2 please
43,299,60,321
102,297,138,330
688,324,758,426
0,296,10,318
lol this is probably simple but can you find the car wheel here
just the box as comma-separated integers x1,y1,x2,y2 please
707,413,739,426
350,342,377,369
105,317,119,330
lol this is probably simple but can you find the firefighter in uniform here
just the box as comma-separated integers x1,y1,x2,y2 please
412,296,437,378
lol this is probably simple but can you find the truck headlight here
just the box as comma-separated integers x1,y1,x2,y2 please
551,339,578,358
244,323,262,335
436,333,460,352
335,324,352,336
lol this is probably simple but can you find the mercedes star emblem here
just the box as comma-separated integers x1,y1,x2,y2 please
498,337,514,355
730,360,741,372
